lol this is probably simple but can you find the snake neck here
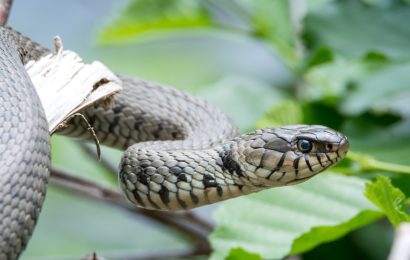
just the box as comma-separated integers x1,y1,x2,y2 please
119,140,263,211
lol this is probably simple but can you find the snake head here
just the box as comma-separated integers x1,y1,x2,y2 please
241,124,349,187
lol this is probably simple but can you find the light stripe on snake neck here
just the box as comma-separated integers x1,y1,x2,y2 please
0,26,349,259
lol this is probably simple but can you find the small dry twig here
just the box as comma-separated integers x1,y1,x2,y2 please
70,113,101,160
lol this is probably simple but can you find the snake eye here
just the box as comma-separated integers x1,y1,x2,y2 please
327,144,333,151
297,139,312,153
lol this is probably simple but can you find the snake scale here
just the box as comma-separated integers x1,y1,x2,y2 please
0,26,349,259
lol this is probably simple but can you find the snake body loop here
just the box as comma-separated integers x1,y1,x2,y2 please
0,27,50,260
0,26,349,259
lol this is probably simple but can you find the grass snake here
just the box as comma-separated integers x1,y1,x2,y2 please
0,26,349,259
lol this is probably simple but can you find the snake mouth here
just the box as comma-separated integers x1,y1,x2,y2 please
337,138,350,158
287,150,344,186
286,157,335,185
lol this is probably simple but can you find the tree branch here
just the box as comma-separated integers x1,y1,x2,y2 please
0,0,12,25
79,142,215,231
82,248,197,260
80,143,118,175
50,168,212,256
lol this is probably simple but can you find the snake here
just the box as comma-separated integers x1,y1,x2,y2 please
0,26,350,259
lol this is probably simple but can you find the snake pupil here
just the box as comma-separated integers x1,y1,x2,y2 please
297,139,312,153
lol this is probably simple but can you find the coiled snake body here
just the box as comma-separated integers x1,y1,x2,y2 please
0,26,349,259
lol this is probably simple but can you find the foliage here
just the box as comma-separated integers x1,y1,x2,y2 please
365,176,410,227
210,174,382,259
100,0,211,44
226,248,262,260
305,0,410,60
22,0,410,258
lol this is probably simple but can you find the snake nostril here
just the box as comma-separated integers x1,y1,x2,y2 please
339,138,350,154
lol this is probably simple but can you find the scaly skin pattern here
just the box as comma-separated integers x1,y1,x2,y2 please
0,26,349,258
0,27,50,259
61,75,239,150
119,125,349,210
59,77,349,210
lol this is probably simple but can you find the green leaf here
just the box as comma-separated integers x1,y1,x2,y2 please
257,101,346,131
363,51,389,62
97,30,294,95
291,210,383,254
365,176,410,226
343,118,410,196
347,151,410,175
248,0,298,66
344,118,410,166
304,47,334,70
211,0,299,67
226,248,262,260
256,101,303,128
305,1,410,60
99,0,211,44
198,76,289,131
244,0,303,67
302,57,363,102
303,55,410,117
361,0,390,7
210,174,382,259
340,61,410,117
99,0,299,66
307,0,336,11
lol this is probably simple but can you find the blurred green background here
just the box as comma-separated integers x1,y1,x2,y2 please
9,0,410,259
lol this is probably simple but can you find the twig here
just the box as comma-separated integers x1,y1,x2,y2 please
388,223,410,260
82,248,196,260
183,211,214,232
80,143,118,175
72,114,101,160
49,168,212,255
78,142,214,230
81,252,105,260
347,151,410,175
0,0,12,25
